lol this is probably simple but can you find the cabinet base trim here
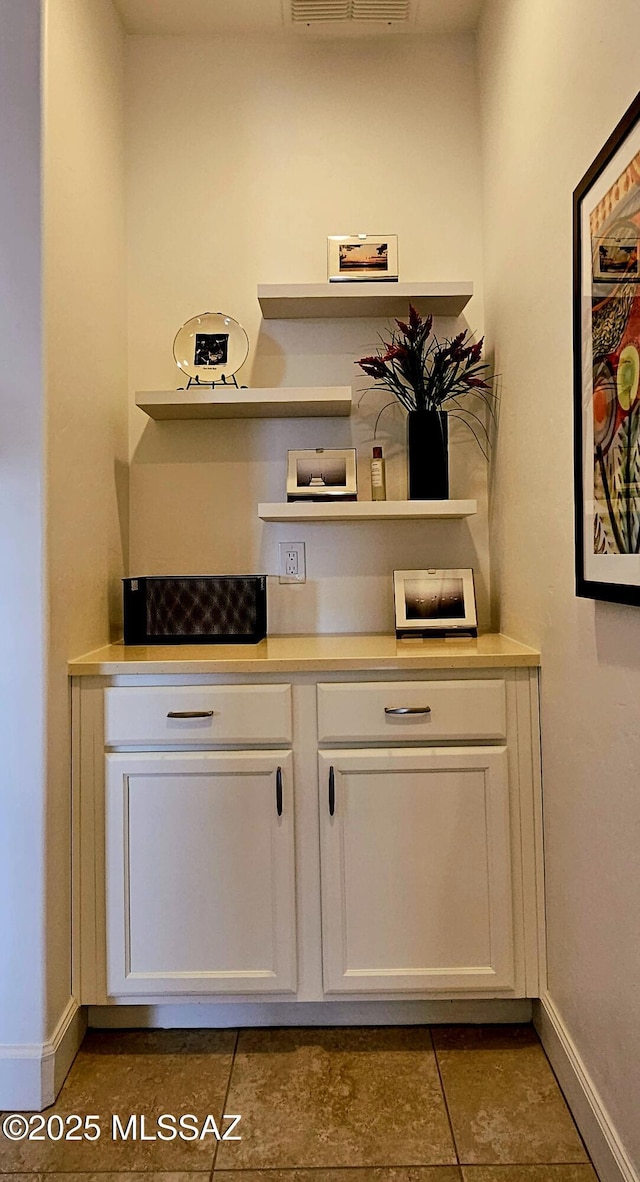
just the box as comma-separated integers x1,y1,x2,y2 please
0,998,86,1112
88,998,532,1028
534,994,638,1182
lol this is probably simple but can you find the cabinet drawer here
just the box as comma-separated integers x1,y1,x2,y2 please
317,680,506,743
104,684,292,746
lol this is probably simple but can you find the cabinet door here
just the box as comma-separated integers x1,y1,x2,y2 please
105,750,296,996
318,747,514,994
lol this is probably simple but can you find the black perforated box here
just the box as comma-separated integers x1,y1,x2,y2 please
123,575,267,645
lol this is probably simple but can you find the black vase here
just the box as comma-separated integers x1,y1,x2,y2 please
407,409,449,500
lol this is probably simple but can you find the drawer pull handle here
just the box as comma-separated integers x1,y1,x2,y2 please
384,706,431,716
276,766,283,817
328,765,335,817
166,710,215,719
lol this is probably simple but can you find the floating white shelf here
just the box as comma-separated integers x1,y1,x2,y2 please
257,282,473,320
258,500,477,522
136,386,352,420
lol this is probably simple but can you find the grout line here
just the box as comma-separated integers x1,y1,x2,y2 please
453,1162,600,1171
207,1168,464,1175
211,1026,240,1178
430,1025,460,1167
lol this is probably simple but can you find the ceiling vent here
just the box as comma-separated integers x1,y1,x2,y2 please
288,0,413,24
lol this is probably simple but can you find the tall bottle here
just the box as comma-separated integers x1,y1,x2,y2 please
371,445,387,501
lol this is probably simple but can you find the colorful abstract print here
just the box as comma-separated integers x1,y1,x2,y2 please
591,150,640,554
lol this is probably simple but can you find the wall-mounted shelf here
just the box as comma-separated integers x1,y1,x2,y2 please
136,386,352,420
258,500,477,522
257,282,473,320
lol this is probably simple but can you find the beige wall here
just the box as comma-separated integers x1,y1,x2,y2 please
43,0,128,1029
0,0,47,1062
479,0,640,1168
125,32,491,632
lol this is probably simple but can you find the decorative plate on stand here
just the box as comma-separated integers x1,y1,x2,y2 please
173,312,249,384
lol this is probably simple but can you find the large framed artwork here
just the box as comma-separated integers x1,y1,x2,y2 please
574,91,640,604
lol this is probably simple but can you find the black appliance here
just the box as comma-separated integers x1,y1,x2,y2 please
123,575,267,644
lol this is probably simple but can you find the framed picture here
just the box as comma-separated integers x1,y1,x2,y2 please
574,91,640,604
286,448,357,501
393,568,477,637
327,234,398,283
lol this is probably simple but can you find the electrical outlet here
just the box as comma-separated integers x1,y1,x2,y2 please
279,541,306,584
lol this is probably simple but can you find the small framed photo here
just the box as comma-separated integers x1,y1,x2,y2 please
287,448,357,501
328,234,398,283
393,569,477,637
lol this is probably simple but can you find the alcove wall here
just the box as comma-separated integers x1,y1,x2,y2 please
125,31,491,631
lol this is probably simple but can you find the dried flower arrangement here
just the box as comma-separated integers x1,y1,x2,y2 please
356,304,496,459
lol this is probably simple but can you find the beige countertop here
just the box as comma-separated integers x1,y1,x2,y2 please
69,633,540,676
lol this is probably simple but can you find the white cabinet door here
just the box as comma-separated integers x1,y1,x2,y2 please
318,747,514,994
105,750,296,996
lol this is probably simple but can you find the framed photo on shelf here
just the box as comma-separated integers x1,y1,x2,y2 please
574,91,640,605
286,448,357,501
393,568,477,637
327,234,398,283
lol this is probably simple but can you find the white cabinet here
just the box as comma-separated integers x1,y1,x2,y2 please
72,650,543,1008
105,750,296,996
318,746,514,994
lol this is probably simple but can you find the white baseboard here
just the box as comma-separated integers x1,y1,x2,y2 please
0,998,86,1112
50,998,86,1102
534,993,638,1182
89,997,532,1028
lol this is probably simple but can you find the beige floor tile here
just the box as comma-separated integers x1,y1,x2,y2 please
461,1168,599,1182
0,1029,236,1173
432,1026,589,1165
214,1167,463,1177
0,1176,203,1181
214,1171,463,1181
215,1027,456,1170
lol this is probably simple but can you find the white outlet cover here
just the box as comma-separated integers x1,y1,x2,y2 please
279,541,306,583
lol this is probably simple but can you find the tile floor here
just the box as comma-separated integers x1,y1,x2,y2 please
0,1025,599,1181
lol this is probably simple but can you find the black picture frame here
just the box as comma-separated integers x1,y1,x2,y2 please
574,90,640,605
